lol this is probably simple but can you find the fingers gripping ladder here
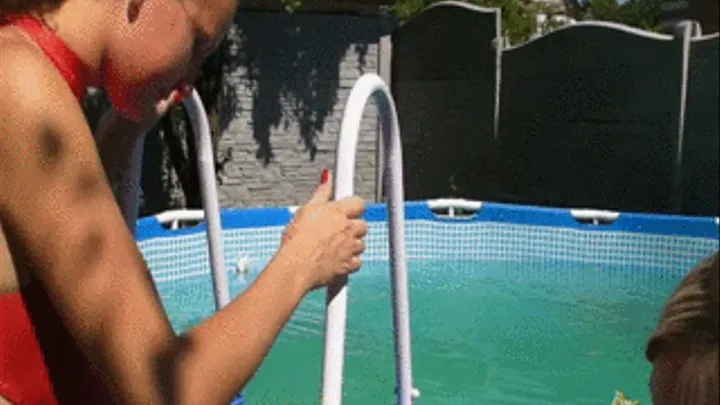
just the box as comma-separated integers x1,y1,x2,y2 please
321,74,419,405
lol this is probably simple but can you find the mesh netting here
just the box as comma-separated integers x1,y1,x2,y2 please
138,219,719,284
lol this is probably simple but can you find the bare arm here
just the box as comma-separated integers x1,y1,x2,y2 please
0,46,326,405
93,109,149,229
93,88,185,229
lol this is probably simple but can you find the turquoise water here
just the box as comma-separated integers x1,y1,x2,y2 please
158,259,682,405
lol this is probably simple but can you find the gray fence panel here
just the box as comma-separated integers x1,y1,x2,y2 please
682,34,719,216
497,24,684,213
391,2,501,200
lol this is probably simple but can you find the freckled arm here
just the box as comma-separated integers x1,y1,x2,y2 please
93,109,152,230
0,48,315,405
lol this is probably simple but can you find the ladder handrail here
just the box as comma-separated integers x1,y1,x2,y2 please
321,74,416,405
183,90,230,310
120,89,228,311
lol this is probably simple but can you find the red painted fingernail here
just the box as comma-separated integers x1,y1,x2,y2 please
320,169,329,184
176,81,193,94
173,91,188,104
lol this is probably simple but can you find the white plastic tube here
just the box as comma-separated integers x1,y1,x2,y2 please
183,90,230,310
321,74,415,405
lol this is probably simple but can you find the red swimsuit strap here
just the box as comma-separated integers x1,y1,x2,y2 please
3,15,96,100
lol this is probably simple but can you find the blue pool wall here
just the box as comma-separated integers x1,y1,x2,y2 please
135,200,718,405
136,200,720,242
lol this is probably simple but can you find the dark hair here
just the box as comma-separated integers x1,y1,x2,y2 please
646,253,719,359
646,253,719,404
0,0,65,17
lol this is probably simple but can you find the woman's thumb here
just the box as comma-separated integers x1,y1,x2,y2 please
307,169,333,205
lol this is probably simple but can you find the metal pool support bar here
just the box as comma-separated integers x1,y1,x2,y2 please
182,89,231,310
322,74,417,405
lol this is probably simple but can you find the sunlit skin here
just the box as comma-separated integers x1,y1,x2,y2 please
0,1,369,404
0,0,236,313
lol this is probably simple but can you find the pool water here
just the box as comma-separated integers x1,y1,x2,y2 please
157,259,681,405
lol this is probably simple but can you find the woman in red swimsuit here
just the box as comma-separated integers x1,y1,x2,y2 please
0,1,368,404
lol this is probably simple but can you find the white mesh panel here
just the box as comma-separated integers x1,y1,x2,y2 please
138,220,718,284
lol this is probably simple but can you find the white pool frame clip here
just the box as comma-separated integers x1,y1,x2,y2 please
321,74,418,405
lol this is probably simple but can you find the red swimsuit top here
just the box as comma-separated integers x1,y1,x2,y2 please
1,15,97,98
0,15,113,405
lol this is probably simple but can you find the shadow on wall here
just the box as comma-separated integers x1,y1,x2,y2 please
140,36,245,214
84,11,384,215
141,40,243,214
81,33,243,216
228,11,376,166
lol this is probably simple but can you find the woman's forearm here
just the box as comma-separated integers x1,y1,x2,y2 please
93,120,311,403
94,110,148,229
176,243,312,404
93,109,319,404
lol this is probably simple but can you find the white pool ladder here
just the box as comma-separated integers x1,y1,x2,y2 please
321,74,419,405
183,90,230,310
120,90,229,312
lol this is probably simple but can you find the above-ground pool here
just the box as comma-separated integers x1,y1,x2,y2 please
136,200,719,405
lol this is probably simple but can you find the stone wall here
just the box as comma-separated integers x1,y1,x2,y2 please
216,11,393,208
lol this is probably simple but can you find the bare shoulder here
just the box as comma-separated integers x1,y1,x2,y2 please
0,30,82,124
0,32,91,212
0,31,88,156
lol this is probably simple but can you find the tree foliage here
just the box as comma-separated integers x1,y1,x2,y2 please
281,0,663,45
393,0,664,42
393,0,545,43
581,0,663,31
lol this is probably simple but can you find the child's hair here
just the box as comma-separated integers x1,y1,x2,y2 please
646,252,719,404
0,0,65,17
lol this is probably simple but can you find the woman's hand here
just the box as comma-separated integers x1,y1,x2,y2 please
93,84,193,227
280,170,369,291
146,84,194,124
101,84,194,137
